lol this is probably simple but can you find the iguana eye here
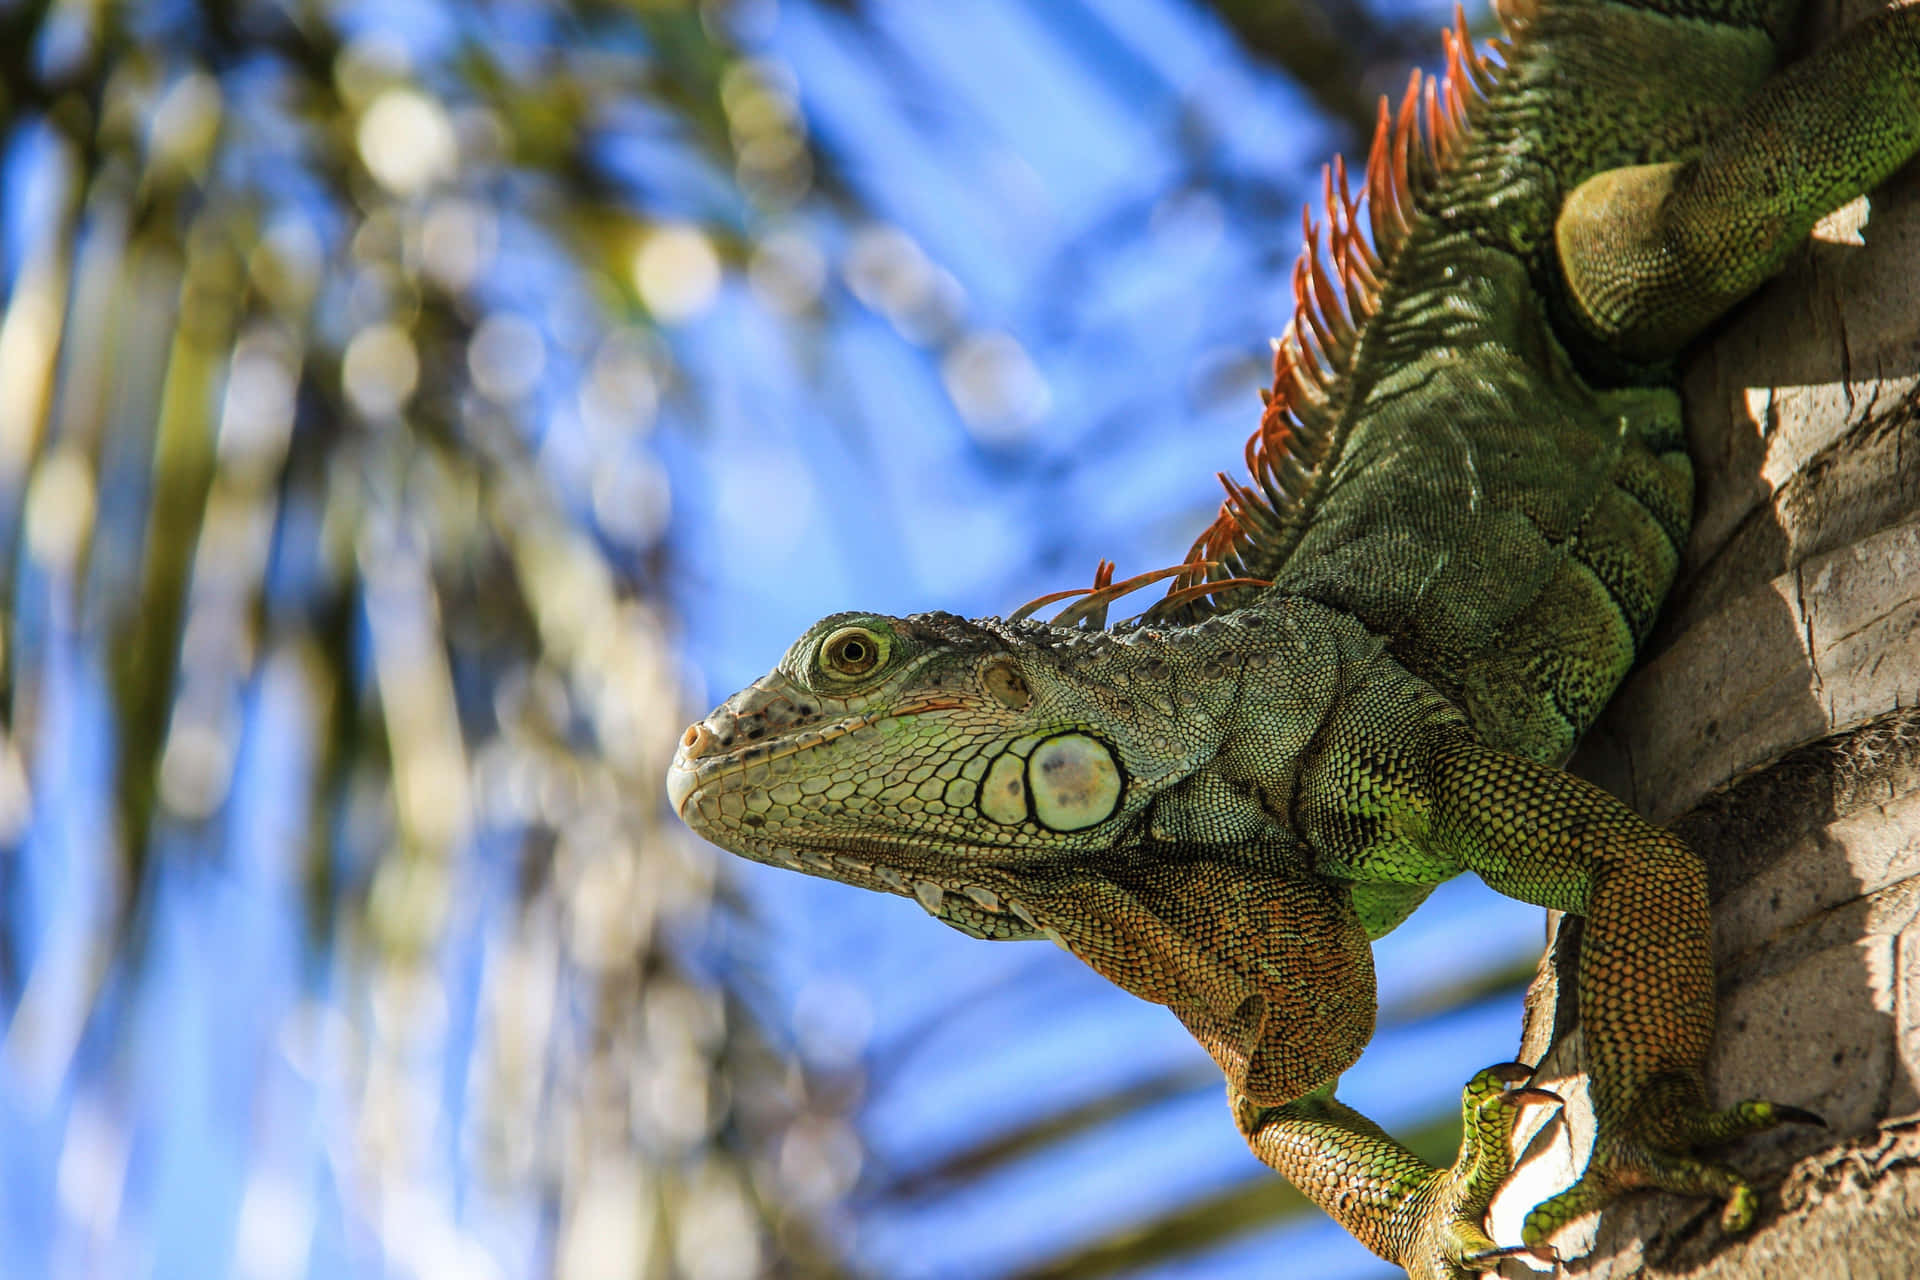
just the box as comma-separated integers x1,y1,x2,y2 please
982,660,1031,711
820,626,888,678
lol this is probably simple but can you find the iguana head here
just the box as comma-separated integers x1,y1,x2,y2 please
669,603,1377,1106
668,610,1185,905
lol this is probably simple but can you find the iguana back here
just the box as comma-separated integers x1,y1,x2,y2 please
1160,0,1797,764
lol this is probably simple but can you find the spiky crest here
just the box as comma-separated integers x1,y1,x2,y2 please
1011,7,1510,630
1008,558,1268,631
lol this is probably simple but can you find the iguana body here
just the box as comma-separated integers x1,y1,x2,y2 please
669,2,1920,1274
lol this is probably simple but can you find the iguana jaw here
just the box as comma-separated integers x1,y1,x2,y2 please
666,794,1056,940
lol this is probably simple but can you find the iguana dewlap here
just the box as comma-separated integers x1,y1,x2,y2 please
669,2,1920,1275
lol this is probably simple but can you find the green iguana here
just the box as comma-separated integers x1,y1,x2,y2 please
667,1,1920,1273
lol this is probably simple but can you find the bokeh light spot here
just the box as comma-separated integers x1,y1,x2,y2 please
148,71,223,174
579,329,661,442
219,331,299,469
844,224,929,320
357,89,457,197
558,1163,652,1280
675,1166,761,1280
158,705,237,820
24,446,95,569
941,331,1051,445
748,231,825,316
468,312,546,402
421,199,498,292
633,226,721,324
592,453,671,549
342,323,419,419
776,1117,862,1206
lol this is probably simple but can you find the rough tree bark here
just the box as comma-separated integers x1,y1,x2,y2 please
1486,1,1920,1273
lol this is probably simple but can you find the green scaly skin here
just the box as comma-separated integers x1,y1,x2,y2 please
670,2,1920,1274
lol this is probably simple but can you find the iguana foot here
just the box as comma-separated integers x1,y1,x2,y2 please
1406,1062,1562,1279
1520,1075,1825,1249
1230,1062,1558,1279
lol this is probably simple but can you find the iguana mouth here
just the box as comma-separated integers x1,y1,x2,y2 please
665,715,878,820
666,694,969,819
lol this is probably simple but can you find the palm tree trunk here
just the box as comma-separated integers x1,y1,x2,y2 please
1501,1,1920,1271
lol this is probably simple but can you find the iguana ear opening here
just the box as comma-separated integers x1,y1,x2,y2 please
1004,852,1376,1106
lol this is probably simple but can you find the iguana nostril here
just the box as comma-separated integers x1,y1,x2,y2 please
679,723,719,759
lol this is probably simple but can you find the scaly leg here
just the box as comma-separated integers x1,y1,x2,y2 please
1429,736,1822,1252
1235,1064,1561,1280
1556,5,1920,361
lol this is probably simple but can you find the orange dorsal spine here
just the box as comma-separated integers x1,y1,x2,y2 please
1012,7,1511,629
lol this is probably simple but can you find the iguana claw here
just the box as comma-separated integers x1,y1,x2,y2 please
1462,1245,1528,1265
1403,1064,1563,1278
1771,1104,1827,1129
1507,1087,1563,1108
1521,1078,1822,1250
1477,1062,1562,1112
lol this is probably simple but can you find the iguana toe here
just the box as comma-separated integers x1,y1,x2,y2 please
1405,1064,1562,1278
1520,1146,1751,1247
1521,1086,1823,1251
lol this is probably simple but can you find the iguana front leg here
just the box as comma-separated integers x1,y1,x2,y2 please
1426,734,1821,1250
1248,664,1819,1266
1236,1064,1560,1279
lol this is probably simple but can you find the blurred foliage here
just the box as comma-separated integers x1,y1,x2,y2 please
0,0,1508,1278
0,0,853,1275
